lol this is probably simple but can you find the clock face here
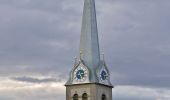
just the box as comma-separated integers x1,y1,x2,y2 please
74,66,88,82
100,70,108,81
76,70,84,79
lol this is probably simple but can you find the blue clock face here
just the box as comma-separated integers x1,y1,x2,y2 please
101,70,107,80
74,66,88,82
76,70,84,79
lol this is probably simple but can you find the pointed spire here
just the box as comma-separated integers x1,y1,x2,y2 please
79,0,100,82
66,0,113,86
80,0,100,69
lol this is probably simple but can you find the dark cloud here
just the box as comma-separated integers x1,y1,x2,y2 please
0,97,12,100
11,76,62,83
0,0,170,99
97,0,170,88
0,0,81,76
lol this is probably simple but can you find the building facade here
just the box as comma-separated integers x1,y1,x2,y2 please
65,0,113,100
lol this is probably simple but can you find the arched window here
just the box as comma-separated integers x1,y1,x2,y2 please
101,94,106,100
82,93,88,100
73,94,78,100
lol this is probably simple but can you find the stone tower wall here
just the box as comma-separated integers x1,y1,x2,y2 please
66,83,112,100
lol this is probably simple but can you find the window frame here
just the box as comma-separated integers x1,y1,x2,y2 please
82,93,88,100
73,94,79,100
101,94,106,100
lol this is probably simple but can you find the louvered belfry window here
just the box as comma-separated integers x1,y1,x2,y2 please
73,94,78,100
82,93,88,100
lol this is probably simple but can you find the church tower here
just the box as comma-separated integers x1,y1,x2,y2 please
65,0,113,100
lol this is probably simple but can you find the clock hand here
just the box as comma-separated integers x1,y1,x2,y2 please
78,72,83,79
78,72,81,76
104,74,108,79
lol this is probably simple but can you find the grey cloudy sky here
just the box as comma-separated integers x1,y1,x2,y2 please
0,0,170,100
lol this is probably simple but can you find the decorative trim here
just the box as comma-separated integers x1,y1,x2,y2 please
65,82,114,88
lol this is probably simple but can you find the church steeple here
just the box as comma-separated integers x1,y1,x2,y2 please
66,0,112,86
79,0,100,82
65,0,113,99
80,0,100,68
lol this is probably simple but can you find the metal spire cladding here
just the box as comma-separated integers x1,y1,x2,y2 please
80,0,100,70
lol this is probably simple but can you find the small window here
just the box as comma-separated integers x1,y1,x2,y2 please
82,93,88,100
101,94,106,100
73,94,78,100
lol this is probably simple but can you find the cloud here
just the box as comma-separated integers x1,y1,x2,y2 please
113,85,170,100
11,76,62,83
0,0,170,99
0,77,65,100
0,0,80,76
0,77,169,100
97,0,170,88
